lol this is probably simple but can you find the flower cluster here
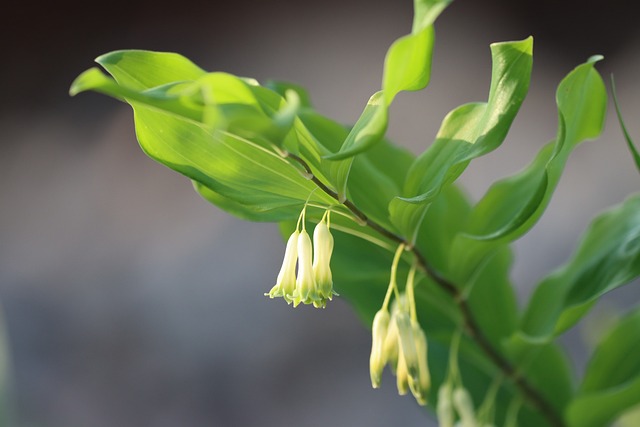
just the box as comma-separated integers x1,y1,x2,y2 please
369,246,430,405
436,334,503,427
266,209,336,308
437,383,496,427
370,294,431,405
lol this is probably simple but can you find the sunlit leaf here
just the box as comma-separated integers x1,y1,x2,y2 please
389,37,533,243
448,55,606,285
326,0,450,201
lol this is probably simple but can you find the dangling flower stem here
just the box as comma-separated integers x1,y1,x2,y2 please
383,244,405,310
406,259,418,323
285,152,565,427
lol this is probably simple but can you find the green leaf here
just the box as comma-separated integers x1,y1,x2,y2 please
611,75,640,172
326,0,450,201
70,67,205,122
518,193,640,343
466,246,519,346
530,343,575,414
132,105,333,217
264,80,313,109
389,37,533,243
566,307,640,427
71,51,342,221
448,55,606,285
96,50,206,89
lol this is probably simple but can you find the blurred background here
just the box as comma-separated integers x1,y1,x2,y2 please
1,0,639,426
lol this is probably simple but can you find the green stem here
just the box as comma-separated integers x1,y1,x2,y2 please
287,153,565,427
382,244,405,311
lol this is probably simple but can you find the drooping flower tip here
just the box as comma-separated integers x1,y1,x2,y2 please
396,312,419,380
453,387,477,427
313,216,334,300
369,308,390,388
369,289,431,407
437,383,455,427
266,229,300,302
293,228,318,307
408,321,430,405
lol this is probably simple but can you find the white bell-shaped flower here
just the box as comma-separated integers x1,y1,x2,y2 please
396,312,419,381
396,343,410,395
370,308,390,388
437,383,455,427
453,387,478,427
312,217,334,300
266,230,299,303
408,320,430,406
293,229,318,307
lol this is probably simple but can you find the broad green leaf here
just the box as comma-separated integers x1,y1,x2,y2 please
194,181,304,222
95,50,206,89
566,307,640,427
71,52,340,221
518,193,640,343
76,51,304,149
516,342,575,416
611,75,640,172
132,105,333,216
448,55,606,285
414,184,472,274
466,247,519,346
389,37,533,244
70,67,205,122
326,0,450,201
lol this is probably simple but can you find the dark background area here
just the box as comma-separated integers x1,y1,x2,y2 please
1,1,639,426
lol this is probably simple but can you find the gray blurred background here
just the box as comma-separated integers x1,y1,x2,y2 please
1,1,639,426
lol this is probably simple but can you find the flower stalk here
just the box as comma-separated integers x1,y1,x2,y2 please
286,152,565,427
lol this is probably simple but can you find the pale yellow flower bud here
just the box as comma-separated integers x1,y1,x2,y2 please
396,344,409,395
369,308,390,388
312,218,334,300
266,230,299,303
383,311,399,372
453,387,478,427
409,321,430,405
396,312,419,381
293,229,317,307
383,296,405,372
437,383,455,427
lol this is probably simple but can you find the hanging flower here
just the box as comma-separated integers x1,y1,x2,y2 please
367,249,432,408
437,383,455,427
370,308,390,388
453,387,478,427
409,320,431,405
293,228,318,307
312,214,334,301
266,229,299,304
266,208,336,309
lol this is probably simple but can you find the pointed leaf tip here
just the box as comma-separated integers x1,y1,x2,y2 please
588,54,604,64
69,67,111,97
